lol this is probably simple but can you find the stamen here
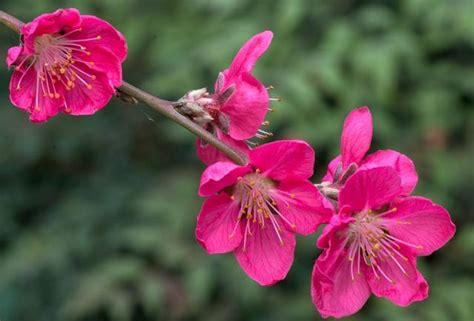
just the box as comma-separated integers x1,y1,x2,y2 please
345,208,418,284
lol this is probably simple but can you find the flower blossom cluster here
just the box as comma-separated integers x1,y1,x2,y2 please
190,34,455,317
4,10,455,318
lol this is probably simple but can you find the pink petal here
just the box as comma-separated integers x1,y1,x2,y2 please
234,219,295,286
273,180,331,235
199,162,251,197
221,73,269,140
195,194,243,254
250,140,315,181
341,106,373,168
316,214,353,249
72,15,127,62
10,66,64,122
63,70,115,115
322,155,341,183
21,8,82,53
311,237,371,318
340,167,402,211
76,46,123,87
383,196,456,256
361,150,418,195
6,46,23,68
29,93,63,123
225,31,273,81
366,252,428,306
9,66,36,111
196,129,250,165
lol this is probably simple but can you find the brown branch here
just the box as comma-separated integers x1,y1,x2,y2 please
0,10,247,166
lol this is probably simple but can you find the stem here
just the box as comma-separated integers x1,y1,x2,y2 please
119,82,247,164
0,10,23,33
0,10,247,166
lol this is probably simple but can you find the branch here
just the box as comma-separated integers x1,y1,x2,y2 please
0,10,23,33
0,10,247,166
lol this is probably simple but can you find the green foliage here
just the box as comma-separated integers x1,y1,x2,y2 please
0,0,473,320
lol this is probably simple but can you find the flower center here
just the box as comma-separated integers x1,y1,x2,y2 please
16,28,101,112
229,170,295,251
345,208,423,283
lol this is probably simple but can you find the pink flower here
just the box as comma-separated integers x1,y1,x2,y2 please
322,106,418,196
6,8,127,122
196,140,331,285
311,167,455,318
195,31,273,164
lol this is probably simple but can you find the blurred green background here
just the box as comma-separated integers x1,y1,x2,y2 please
0,0,473,320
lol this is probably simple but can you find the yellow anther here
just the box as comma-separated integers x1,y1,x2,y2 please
60,68,66,74
54,93,60,99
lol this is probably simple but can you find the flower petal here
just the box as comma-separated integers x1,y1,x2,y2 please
76,46,123,87
29,94,64,123
250,140,315,181
10,66,64,122
225,31,273,81
6,46,23,68
311,237,371,318
361,150,418,195
9,66,37,111
195,194,243,254
273,180,331,235
63,70,115,115
316,214,353,249
384,196,456,256
199,162,251,197
221,73,269,140
72,15,128,62
340,167,402,211
341,106,373,168
366,251,428,306
234,220,295,286
196,129,250,165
